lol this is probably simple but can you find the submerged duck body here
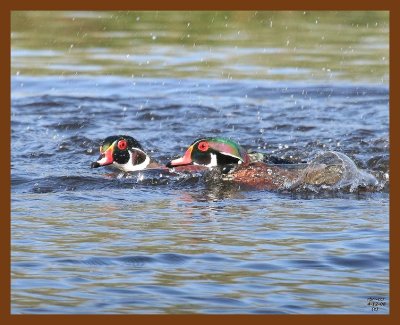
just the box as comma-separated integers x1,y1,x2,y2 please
167,137,378,191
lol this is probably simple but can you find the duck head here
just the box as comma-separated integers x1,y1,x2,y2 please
166,137,250,168
91,135,151,172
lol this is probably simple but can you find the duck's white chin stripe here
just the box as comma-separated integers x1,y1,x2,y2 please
204,153,218,167
114,150,151,172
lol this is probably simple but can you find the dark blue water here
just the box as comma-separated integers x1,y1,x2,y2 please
11,76,389,314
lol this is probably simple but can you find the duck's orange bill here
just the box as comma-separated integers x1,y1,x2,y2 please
91,145,114,168
167,145,193,167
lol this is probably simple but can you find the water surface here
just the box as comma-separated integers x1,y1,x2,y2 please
11,11,389,314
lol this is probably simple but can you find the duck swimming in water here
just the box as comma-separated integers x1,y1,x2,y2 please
91,135,206,176
166,137,251,168
166,137,378,191
91,135,159,172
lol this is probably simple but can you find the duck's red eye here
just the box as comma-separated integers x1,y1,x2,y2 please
117,139,128,150
198,141,209,152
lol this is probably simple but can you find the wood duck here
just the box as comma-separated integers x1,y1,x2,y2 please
91,135,205,175
91,135,159,172
166,137,251,168
166,137,378,191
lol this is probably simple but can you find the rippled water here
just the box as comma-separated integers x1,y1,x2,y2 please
11,11,389,314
